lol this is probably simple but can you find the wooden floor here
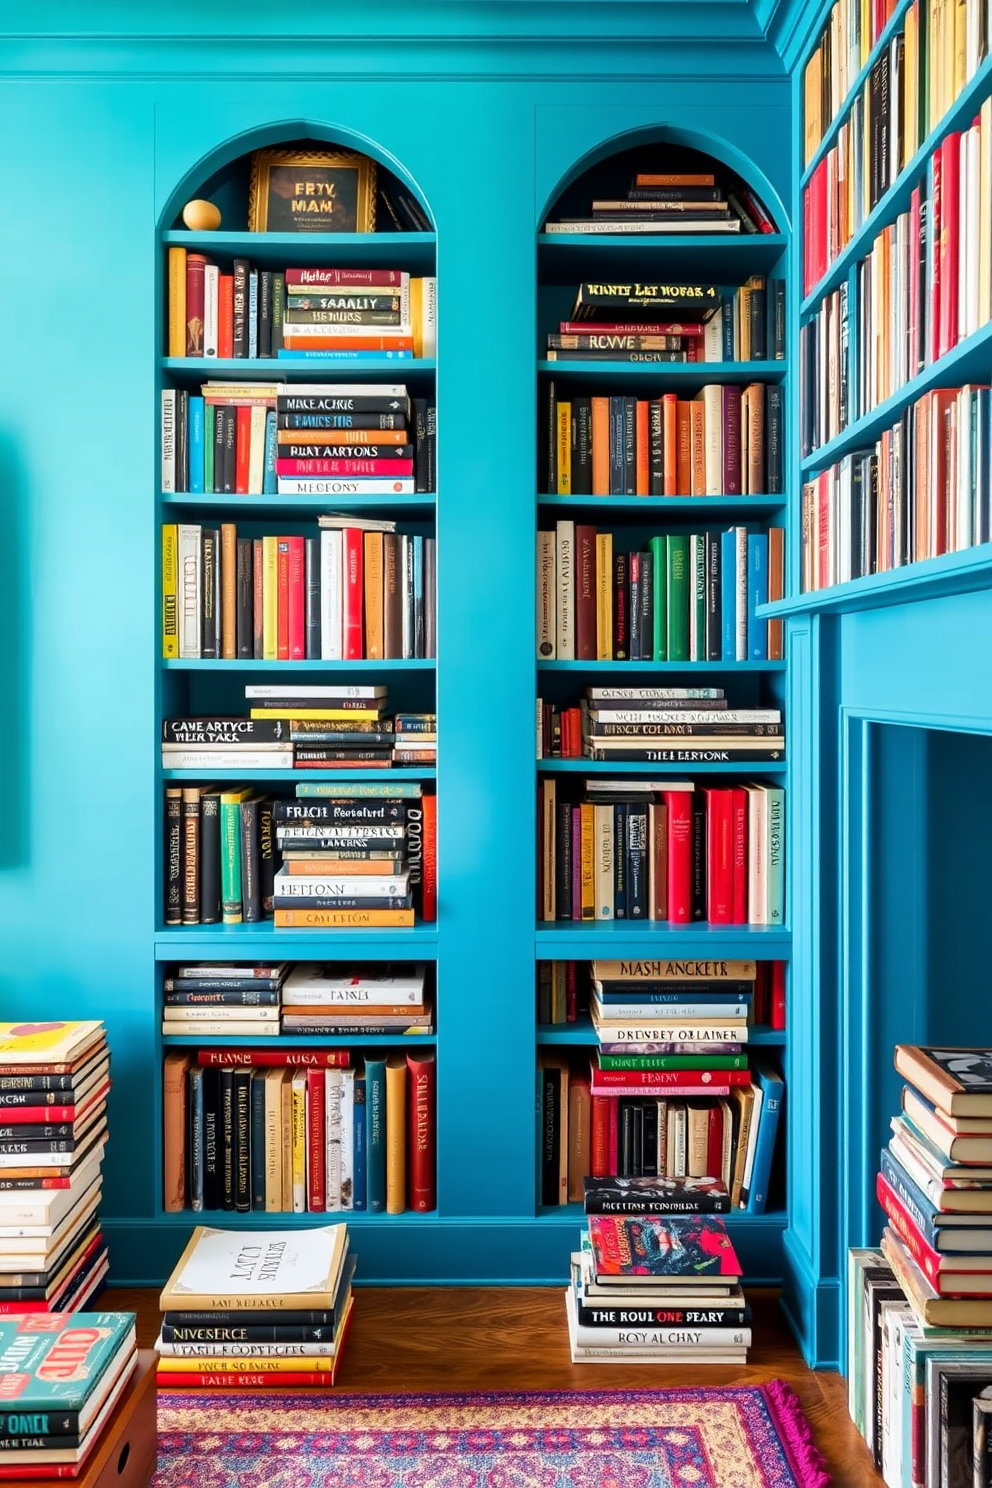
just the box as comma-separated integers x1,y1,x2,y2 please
105,1285,881,1487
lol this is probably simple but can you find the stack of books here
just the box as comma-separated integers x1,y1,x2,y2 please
566,1208,750,1362
156,1224,355,1388
848,1045,992,1484
249,683,398,771
162,963,288,1038
539,687,785,763
538,958,787,1031
543,169,774,235
273,794,417,928
0,1312,137,1476
280,962,432,1036
392,713,436,768
0,1022,110,1315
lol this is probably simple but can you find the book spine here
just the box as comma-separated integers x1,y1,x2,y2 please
365,1057,386,1213
385,1055,407,1214
407,1052,436,1211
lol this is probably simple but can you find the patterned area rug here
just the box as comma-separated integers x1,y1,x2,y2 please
154,1385,830,1488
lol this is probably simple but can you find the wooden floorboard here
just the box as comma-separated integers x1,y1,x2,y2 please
105,1284,881,1487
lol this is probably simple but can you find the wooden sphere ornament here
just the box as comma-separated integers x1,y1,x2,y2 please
182,199,222,231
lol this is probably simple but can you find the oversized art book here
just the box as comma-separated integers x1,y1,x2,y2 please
588,1214,743,1280
0,1312,135,1411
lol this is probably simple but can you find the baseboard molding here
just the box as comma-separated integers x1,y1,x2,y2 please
781,1232,842,1369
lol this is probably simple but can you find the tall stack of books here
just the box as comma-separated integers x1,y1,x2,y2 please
0,1022,110,1315
162,963,288,1038
566,1207,750,1362
273,794,417,928
0,1313,138,1476
250,684,399,770
543,169,775,235
848,1046,992,1485
539,687,785,763
280,962,432,1036
157,1224,354,1388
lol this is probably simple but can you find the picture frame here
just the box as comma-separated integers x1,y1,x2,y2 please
247,148,377,234
925,1357,992,1488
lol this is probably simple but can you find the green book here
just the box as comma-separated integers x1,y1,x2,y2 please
220,789,252,925
666,534,690,662
647,534,668,661
692,534,707,661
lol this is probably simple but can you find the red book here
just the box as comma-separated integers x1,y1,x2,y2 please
651,799,669,921
276,538,290,661
274,458,415,477
665,790,693,923
938,133,960,360
731,787,748,924
0,1103,79,1123
770,960,787,1030
218,274,234,359
607,1098,620,1176
286,535,306,661
286,267,404,287
590,1095,610,1177
802,181,812,298
721,387,742,496
876,1172,992,1294
420,791,437,922
197,1049,350,1067
157,1370,343,1390
931,145,943,365
235,405,251,494
185,253,206,356
343,528,365,659
574,525,597,660
705,787,735,924
252,539,264,659
406,1050,436,1211
706,1104,724,1181
591,1067,750,1093
306,1067,325,1213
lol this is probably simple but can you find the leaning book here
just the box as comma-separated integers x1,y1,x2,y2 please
159,1225,349,1311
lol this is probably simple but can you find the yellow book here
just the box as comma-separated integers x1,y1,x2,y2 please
385,1052,407,1214
364,532,385,659
263,1068,283,1213
291,1071,307,1213
904,3,919,165
280,1071,294,1215
261,536,279,660
579,801,595,921
250,708,380,722
556,401,571,495
595,531,612,659
803,47,822,166
168,246,186,358
273,908,415,928
953,0,967,99
860,0,870,68
220,523,237,660
157,1355,338,1373
162,524,179,659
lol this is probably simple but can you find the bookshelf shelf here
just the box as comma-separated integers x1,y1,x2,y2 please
154,928,439,958
161,1033,437,1047
536,234,789,281
535,925,790,957
154,1207,440,1223
757,545,992,619
537,495,787,515
163,356,437,381
537,359,786,388
161,768,438,782
800,51,992,317
162,658,435,671
538,758,787,774
160,229,437,272
538,659,786,673
162,494,436,515
800,321,992,474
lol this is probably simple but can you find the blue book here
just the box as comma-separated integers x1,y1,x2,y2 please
747,534,768,660
720,528,737,661
595,988,753,1005
248,269,258,359
745,1056,784,1214
263,409,278,494
609,397,625,494
353,1070,367,1211
250,1072,266,1211
365,1056,387,1214
878,1146,943,1248
188,396,205,494
277,349,414,360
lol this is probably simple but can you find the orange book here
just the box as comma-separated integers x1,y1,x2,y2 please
689,400,706,496
676,400,692,495
662,394,678,496
273,908,415,927
591,397,610,495
567,1075,592,1202
635,400,649,496
635,172,715,187
767,527,785,661
163,1052,191,1212
364,532,385,659
276,428,408,446
218,275,234,360
284,859,400,876
281,334,415,351
221,522,237,659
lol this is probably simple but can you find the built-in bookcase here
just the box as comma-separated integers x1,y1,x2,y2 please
533,139,793,1260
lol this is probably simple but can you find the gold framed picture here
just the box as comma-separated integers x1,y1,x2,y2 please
247,148,377,234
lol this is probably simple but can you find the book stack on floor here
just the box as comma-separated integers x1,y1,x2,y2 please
543,168,775,236
566,1199,750,1363
0,1312,138,1479
0,1022,111,1316
280,962,433,1036
162,963,288,1038
848,1045,992,1486
539,688,785,764
157,1224,354,1389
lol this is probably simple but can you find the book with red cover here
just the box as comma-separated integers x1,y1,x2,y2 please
235,405,251,494
938,132,960,361
343,529,364,660
274,458,415,477
185,253,206,357
705,787,735,924
218,274,234,360
877,1171,992,1293
306,1067,325,1213
590,1095,610,1178
197,1049,350,1067
731,787,748,924
665,789,693,923
770,960,787,1029
421,792,437,922
608,1098,620,1178
590,1061,750,1094
276,539,290,661
706,1105,725,1183
406,1050,436,1211
287,535,306,661
587,1213,743,1279
930,145,943,366
286,267,404,287
574,525,597,661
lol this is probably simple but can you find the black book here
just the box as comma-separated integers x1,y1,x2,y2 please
838,280,849,430
626,186,724,202
972,1397,992,1488
766,385,783,494
628,556,642,660
271,273,285,354
176,389,189,493
772,281,786,360
642,1102,658,1177
705,532,722,661
233,1069,251,1213
236,538,253,658
199,788,222,925
161,1322,340,1344
200,527,219,660
277,393,410,415
305,537,321,659
572,396,592,495
232,258,249,358
622,396,636,495
540,1065,561,1205
239,797,262,924
613,551,629,660
212,405,227,495
202,1068,221,1211
865,453,879,575
638,550,653,662
555,798,572,922
258,270,273,358
165,787,182,926
413,397,429,494
280,411,406,431
187,1066,204,1212
748,276,766,360
608,396,624,494
619,1100,633,1177
631,1104,644,1178
258,798,276,918
222,407,236,493
613,801,627,918
425,536,437,659
164,718,288,744
917,196,929,375
220,1068,235,1211
250,1072,266,1211
691,791,707,920
165,988,281,1006
626,803,648,919
648,399,664,495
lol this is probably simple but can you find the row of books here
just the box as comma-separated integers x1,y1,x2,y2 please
537,685,785,763
537,958,787,1030
163,1046,435,1214
162,519,436,661
157,1223,353,1389
166,253,436,359
545,382,784,498
161,383,435,496
164,704,435,774
543,168,775,237
800,384,992,591
536,526,785,663
802,106,992,457
163,782,437,928
537,779,785,924
802,0,905,166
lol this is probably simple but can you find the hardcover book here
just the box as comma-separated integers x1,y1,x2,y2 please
0,1025,105,1067
895,1047,992,1116
587,1214,743,1280
583,1175,730,1215
0,1312,135,1412
159,1225,349,1310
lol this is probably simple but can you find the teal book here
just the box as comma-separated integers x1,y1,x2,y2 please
745,1056,784,1214
747,534,768,660
365,1056,387,1214
766,787,785,923
647,535,667,660
189,396,205,495
353,1070,367,1211
0,1313,135,1424
277,349,413,360
666,534,689,662
263,409,278,495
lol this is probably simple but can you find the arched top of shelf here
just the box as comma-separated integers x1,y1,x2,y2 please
538,124,788,263
157,119,435,238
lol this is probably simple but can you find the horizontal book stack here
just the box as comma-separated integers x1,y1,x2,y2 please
537,779,785,923
800,384,992,590
536,525,785,663
280,962,432,1037
537,958,787,1030
802,105,992,452
167,251,436,360
543,168,775,236
802,0,903,169
566,1212,750,1363
163,1046,436,1214
157,1224,354,1389
538,686,785,764
546,380,783,496
847,1045,992,1484
162,517,436,661
163,963,288,1038
0,1022,110,1318
0,1313,138,1478
162,382,436,497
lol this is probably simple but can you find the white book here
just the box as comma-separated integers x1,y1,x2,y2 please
162,1006,279,1023
275,382,409,398
162,1020,280,1037
339,1068,355,1211
0,1152,104,1229
587,687,724,700
161,749,294,770
588,709,780,724
401,534,413,658
543,219,739,234
324,1069,343,1213
162,389,177,493
537,530,556,659
980,97,992,329
273,874,411,899
282,321,412,339
177,524,201,659
275,824,405,840
740,1080,764,1201
556,520,575,659
248,405,267,495
203,264,219,359
702,386,722,495
157,1338,340,1358
414,276,437,358
246,684,386,699
746,785,769,926
320,528,343,659
703,314,723,362
838,457,853,585
594,803,613,921
278,478,416,496
160,1222,349,1308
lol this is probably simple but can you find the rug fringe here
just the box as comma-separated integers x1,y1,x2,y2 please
761,1380,831,1488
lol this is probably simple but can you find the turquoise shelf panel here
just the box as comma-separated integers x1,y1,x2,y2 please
539,495,788,515
538,359,787,387
161,1033,437,1047
539,759,787,775
164,357,437,381
163,493,436,515
149,1207,439,1222
536,233,789,281
758,547,992,619
162,658,435,671
535,925,791,956
155,928,439,958
161,229,437,272
161,768,437,782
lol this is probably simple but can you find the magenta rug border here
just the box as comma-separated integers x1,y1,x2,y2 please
159,1380,831,1488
